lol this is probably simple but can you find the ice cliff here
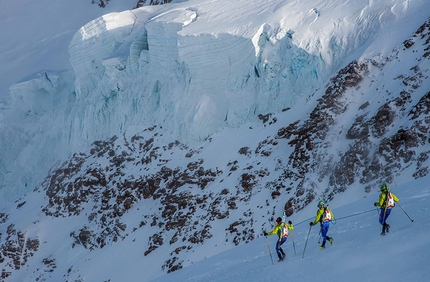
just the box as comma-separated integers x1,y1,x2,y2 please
0,0,427,199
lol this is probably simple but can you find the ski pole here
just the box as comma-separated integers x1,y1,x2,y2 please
265,236,275,265
291,231,297,255
302,225,312,258
397,202,414,222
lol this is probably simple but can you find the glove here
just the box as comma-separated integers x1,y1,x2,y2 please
263,231,268,236
309,222,313,226
374,202,378,206
288,220,292,225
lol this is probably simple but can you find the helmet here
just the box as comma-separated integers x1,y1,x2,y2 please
276,217,282,223
380,183,388,191
317,201,325,208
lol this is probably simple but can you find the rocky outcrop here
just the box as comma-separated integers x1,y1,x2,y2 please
0,224,39,280
278,18,430,213
135,0,172,9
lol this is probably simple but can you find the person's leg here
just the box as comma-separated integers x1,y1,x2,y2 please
279,237,287,258
379,209,385,225
380,208,391,234
326,224,333,245
320,225,328,248
383,209,391,224
383,209,392,233
276,238,287,260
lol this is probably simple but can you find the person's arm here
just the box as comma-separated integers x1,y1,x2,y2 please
267,225,280,236
374,193,385,207
310,209,323,226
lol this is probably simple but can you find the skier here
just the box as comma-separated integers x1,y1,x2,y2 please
374,183,399,235
264,216,294,261
309,201,334,249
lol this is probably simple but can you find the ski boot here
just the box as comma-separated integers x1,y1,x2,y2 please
280,249,286,260
381,223,387,235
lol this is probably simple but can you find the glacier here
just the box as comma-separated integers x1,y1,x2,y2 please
0,0,428,200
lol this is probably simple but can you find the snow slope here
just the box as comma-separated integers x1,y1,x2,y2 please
150,177,430,282
3,172,428,281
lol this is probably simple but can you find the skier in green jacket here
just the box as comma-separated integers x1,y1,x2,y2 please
264,216,294,261
310,201,334,249
374,183,399,235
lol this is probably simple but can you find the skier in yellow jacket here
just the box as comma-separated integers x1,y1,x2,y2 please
374,183,399,235
264,216,294,261
310,201,334,249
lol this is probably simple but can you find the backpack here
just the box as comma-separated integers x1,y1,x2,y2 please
385,192,395,209
282,223,289,238
323,208,332,222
